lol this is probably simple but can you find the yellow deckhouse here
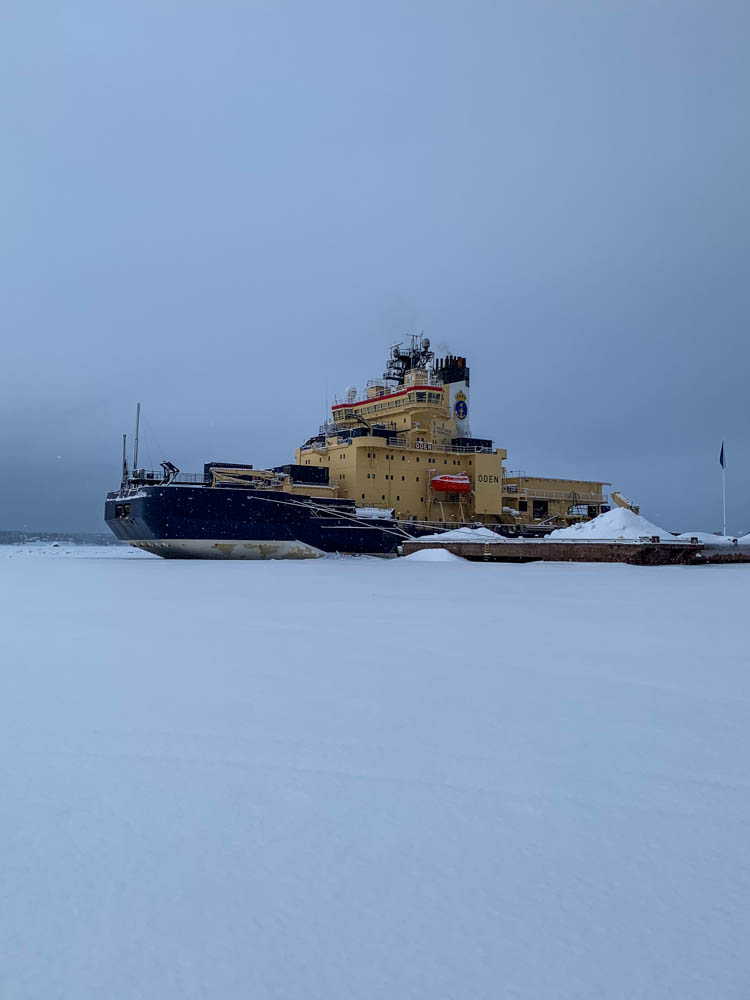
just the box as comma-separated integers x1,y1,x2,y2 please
295,337,609,529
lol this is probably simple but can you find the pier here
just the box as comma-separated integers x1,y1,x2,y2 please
399,538,750,566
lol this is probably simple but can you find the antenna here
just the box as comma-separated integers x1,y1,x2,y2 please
133,402,141,472
122,433,128,484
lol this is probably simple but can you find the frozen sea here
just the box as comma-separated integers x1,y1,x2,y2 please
1,544,749,999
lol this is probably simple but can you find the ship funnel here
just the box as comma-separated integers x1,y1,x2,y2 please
435,355,471,436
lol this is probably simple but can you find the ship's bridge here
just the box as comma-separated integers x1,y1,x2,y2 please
332,369,446,428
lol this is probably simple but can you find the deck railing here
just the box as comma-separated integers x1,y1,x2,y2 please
127,470,207,485
503,484,603,503
300,438,493,455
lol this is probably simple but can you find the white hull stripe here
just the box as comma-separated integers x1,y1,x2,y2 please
130,538,326,560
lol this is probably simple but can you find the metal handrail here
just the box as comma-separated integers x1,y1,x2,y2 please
505,471,611,487
128,470,207,485
300,438,492,455
333,380,445,406
522,488,603,503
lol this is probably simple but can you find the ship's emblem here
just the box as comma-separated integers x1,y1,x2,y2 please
454,391,468,420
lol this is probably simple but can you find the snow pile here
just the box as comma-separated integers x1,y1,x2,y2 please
547,507,673,541
675,532,739,545
547,510,747,545
416,525,506,543
403,547,465,562
354,507,395,519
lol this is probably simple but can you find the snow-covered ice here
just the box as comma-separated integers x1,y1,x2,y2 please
2,542,153,559
1,545,749,999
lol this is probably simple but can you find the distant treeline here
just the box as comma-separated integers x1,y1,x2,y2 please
0,530,122,545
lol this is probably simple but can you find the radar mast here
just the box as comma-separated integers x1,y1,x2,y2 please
383,334,434,385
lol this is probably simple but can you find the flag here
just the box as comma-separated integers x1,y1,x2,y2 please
719,442,726,469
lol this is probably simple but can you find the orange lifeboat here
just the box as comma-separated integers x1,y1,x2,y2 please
431,473,471,494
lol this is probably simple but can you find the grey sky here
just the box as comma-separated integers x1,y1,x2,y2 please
2,0,748,533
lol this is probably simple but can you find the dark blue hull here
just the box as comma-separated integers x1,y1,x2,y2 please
104,486,412,558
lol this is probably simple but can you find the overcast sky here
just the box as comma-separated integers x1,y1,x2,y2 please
2,0,748,534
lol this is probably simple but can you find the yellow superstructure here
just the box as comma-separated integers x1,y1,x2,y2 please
290,338,609,528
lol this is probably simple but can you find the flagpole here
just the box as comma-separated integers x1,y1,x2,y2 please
719,441,727,536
